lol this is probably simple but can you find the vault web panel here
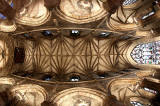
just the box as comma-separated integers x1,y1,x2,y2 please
23,36,118,74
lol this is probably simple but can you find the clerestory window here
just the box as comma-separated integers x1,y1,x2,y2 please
123,0,137,6
131,41,160,64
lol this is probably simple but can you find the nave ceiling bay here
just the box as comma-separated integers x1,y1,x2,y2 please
0,0,160,106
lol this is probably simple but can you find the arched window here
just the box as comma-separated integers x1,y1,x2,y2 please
41,30,53,36
0,13,6,19
141,11,155,20
99,32,110,37
130,101,144,106
23,33,33,39
10,2,14,8
70,75,80,82
42,75,52,81
97,72,108,78
70,30,80,36
131,41,160,64
144,87,157,94
123,0,137,6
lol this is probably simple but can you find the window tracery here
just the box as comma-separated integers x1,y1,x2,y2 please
131,41,160,64
0,0,159,105
123,0,137,6
141,11,155,20
130,101,144,106
143,87,157,94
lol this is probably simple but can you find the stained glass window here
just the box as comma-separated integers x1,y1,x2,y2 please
42,75,52,81
41,30,53,36
97,73,108,78
70,30,80,36
123,0,137,6
0,2,13,19
70,75,80,82
99,32,110,37
144,87,157,94
130,101,143,106
142,11,155,20
10,2,14,8
131,41,160,65
0,13,6,19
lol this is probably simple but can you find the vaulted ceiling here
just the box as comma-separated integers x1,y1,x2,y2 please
0,0,160,106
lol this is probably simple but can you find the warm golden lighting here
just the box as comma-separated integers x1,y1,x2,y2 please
56,0,107,24
15,0,51,26
11,84,47,106
0,40,8,68
52,87,106,106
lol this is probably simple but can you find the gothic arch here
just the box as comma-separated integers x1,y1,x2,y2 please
15,0,51,26
107,78,156,105
51,87,106,106
55,0,107,24
127,36,160,69
11,84,47,106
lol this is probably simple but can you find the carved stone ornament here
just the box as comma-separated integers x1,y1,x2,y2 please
15,0,51,26
56,0,107,24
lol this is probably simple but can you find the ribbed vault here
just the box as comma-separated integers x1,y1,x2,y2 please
15,32,121,77
0,0,160,106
